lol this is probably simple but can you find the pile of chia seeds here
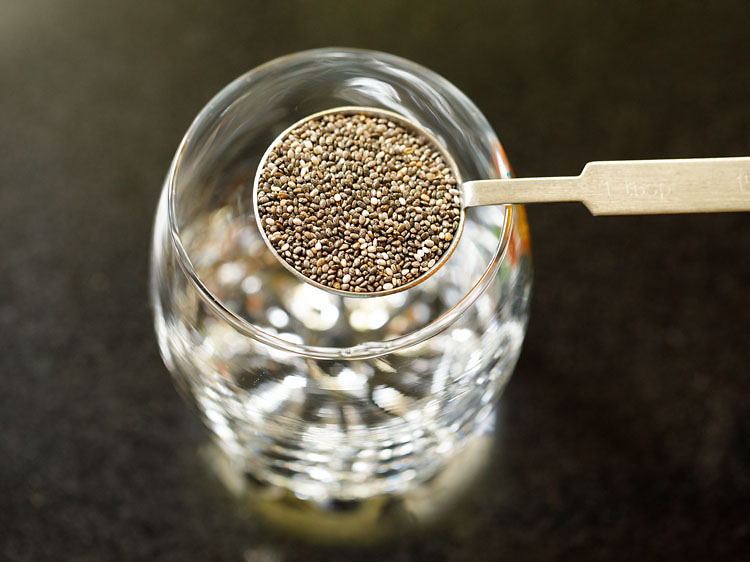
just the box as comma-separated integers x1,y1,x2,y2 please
256,111,461,293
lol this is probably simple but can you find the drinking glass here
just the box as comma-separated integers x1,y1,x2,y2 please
150,48,532,538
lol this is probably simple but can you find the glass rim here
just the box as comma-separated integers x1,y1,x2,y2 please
166,48,515,360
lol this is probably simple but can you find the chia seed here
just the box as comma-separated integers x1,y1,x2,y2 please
256,111,461,293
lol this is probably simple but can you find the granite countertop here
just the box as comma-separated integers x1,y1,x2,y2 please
1,1,749,560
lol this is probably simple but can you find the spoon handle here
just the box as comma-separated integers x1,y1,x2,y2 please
463,156,750,215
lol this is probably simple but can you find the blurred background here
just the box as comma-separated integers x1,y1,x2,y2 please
1,0,749,560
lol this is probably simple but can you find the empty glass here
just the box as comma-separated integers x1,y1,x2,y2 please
150,48,532,538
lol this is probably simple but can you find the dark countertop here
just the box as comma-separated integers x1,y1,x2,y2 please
1,1,749,560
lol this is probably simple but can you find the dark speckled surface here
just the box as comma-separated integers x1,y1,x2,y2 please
1,1,749,560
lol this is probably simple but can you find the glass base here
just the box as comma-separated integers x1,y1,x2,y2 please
201,416,496,544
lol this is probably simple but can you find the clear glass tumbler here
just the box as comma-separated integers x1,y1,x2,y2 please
150,48,532,538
